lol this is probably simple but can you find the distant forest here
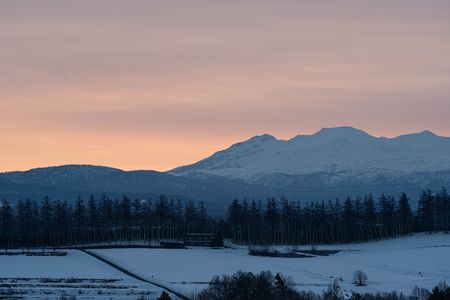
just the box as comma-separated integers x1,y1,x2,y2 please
0,188,448,248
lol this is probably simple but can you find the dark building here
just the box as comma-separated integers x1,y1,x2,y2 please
184,233,213,246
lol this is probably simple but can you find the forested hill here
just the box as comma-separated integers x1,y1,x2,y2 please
0,165,274,213
1,164,450,213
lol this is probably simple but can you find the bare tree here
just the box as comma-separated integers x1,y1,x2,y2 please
323,278,342,300
353,270,368,286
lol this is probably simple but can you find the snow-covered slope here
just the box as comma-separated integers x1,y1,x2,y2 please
170,126,450,182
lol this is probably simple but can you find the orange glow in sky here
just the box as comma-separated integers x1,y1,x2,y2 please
1,1,450,172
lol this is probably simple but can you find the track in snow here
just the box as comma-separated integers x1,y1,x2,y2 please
80,249,190,300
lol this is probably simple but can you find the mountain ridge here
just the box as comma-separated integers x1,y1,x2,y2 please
1,127,450,212
169,126,450,181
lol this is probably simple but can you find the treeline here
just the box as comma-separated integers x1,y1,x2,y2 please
194,270,450,300
0,195,219,248
1,188,449,248
227,189,449,245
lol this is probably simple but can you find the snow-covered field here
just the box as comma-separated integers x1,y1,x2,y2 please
94,233,450,295
0,250,162,299
1,234,448,298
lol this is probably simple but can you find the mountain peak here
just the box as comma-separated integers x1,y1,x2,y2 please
248,134,277,142
290,126,374,142
396,130,445,141
418,130,437,136
315,126,372,137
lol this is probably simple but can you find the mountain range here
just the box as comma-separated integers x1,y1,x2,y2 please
2,127,450,213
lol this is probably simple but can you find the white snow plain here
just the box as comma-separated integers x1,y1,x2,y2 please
94,233,450,295
0,250,127,279
0,250,162,299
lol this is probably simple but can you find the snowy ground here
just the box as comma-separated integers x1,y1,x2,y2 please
94,233,450,295
1,234,448,298
0,250,163,299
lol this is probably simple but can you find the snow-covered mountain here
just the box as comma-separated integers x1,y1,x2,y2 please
170,126,450,184
2,127,450,212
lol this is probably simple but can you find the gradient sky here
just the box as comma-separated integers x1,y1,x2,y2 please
1,1,450,172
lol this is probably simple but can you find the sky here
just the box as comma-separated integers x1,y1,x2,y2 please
1,0,450,172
